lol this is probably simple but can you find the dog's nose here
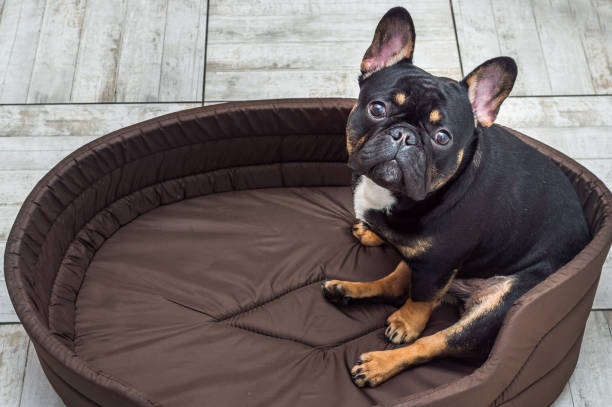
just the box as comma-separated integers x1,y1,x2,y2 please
404,133,417,145
390,128,403,140
389,128,417,145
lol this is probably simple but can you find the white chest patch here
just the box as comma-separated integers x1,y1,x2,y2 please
353,176,397,220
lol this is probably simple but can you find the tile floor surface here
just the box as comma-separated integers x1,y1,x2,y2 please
0,0,611,406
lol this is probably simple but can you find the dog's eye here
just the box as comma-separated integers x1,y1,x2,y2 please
368,102,387,119
433,130,451,145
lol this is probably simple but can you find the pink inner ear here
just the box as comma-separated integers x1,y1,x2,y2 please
471,66,504,125
362,36,407,73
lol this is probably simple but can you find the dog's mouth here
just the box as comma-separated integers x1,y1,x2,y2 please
348,129,427,199
368,159,403,191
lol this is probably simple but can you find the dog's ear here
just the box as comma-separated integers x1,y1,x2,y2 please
461,57,517,127
361,7,416,77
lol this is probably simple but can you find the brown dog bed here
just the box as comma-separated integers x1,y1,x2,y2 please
5,99,612,407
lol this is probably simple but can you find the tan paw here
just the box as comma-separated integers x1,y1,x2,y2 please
385,307,425,344
352,221,385,247
350,351,399,387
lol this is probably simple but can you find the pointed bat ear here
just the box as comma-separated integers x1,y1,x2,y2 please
360,7,416,78
461,57,518,127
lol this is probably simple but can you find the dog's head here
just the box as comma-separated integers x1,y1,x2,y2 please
347,7,517,200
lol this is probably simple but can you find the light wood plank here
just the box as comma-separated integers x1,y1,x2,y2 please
0,205,20,242
569,311,612,407
205,0,461,101
570,0,612,95
0,103,200,138
0,136,97,151
551,382,575,407
456,0,611,96
20,342,65,407
451,0,501,76
1,238,18,323
498,96,612,127
158,0,207,101
593,253,612,310
0,205,21,242
0,172,42,215
206,70,361,101
0,0,46,103
115,0,168,102
0,242,5,277
70,0,127,102
0,283,19,323
0,324,29,406
0,172,45,206
512,127,612,160
0,150,82,172
489,0,551,95
531,0,594,95
27,0,87,103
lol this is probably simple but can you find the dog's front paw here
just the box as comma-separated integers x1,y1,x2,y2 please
322,280,353,305
384,307,422,344
352,221,385,247
350,351,399,387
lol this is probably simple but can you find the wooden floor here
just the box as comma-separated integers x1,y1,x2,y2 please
0,0,610,406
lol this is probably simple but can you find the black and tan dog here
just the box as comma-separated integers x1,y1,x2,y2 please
322,7,590,388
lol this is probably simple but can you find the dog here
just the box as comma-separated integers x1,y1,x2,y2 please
321,7,590,388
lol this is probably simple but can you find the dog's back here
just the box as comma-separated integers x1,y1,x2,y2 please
455,125,590,280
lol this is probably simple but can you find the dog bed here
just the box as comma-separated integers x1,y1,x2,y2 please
5,98,612,407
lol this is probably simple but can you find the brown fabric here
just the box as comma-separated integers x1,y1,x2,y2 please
72,186,480,406
4,99,612,407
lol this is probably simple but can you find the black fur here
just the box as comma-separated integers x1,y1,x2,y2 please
347,53,590,353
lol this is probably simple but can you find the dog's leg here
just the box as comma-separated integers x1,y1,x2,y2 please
322,261,411,304
352,220,385,247
384,269,457,344
351,275,518,387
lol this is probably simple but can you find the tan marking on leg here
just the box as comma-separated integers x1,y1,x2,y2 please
385,269,457,344
323,261,411,301
394,92,406,105
429,109,441,123
447,276,515,336
352,275,514,387
399,238,432,258
352,221,384,246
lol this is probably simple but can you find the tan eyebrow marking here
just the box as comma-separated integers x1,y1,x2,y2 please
394,92,406,105
429,109,441,123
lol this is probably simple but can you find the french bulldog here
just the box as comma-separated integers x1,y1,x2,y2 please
322,7,590,388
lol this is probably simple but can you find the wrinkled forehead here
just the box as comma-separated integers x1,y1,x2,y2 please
359,63,463,120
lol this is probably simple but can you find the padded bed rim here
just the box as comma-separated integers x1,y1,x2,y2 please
4,99,612,407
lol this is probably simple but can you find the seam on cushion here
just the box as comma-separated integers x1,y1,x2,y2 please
220,319,388,351
216,274,328,321
222,320,315,348
60,161,348,343
322,323,387,350
162,297,218,320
